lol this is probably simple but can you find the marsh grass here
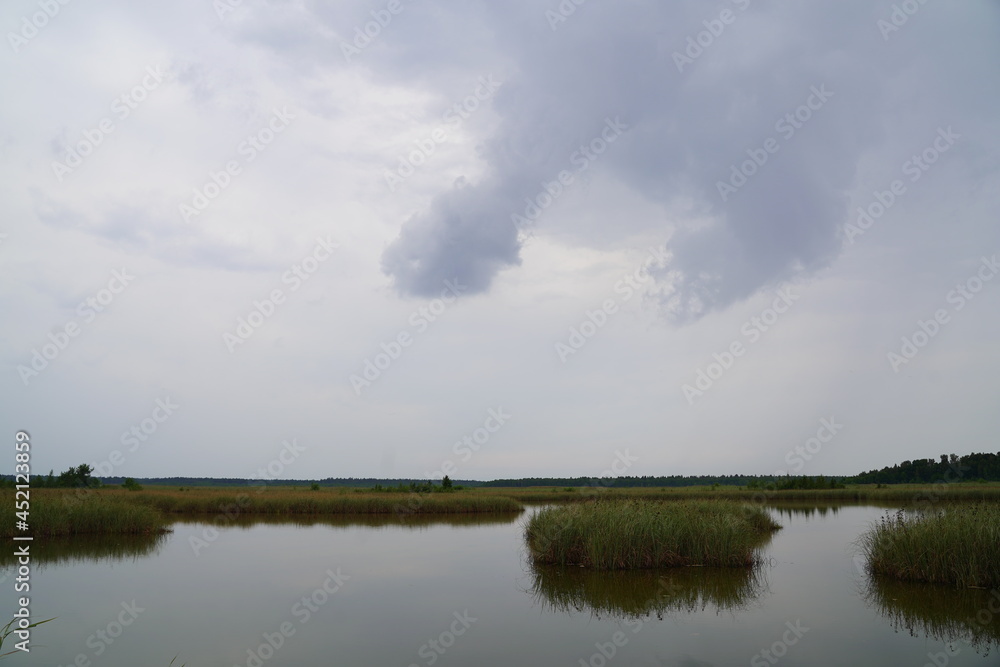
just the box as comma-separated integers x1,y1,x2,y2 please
0,492,166,538
858,505,1000,588
1,489,521,536
0,617,54,659
111,487,523,516
525,499,780,570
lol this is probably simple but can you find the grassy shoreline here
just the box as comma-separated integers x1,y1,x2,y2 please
2,488,523,537
124,488,523,515
8,482,999,537
525,499,780,570
1,493,167,538
858,505,1000,588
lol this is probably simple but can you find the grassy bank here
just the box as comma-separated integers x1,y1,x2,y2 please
124,487,523,515
0,492,166,538
858,505,1000,588
2,488,522,537
525,499,780,570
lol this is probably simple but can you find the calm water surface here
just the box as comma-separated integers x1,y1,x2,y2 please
6,505,1000,666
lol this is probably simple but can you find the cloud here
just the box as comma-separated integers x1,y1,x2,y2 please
372,0,992,320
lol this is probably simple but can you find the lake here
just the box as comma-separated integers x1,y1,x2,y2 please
6,504,999,666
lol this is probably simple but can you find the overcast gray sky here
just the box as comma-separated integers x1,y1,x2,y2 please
2,0,998,481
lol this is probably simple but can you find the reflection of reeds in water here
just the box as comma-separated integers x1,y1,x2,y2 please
0,532,169,570
528,563,769,619
767,503,843,520
168,512,522,531
863,576,1000,655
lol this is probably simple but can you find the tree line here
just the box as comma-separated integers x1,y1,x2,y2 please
4,452,999,489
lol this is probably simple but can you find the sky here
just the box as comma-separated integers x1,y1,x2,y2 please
1,0,998,482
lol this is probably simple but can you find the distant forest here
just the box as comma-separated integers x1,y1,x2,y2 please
485,452,1000,488
851,452,1000,484
5,452,999,488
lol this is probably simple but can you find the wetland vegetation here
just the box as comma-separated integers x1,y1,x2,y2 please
524,499,780,569
858,504,1000,588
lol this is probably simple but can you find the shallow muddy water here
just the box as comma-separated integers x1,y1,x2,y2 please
6,504,999,666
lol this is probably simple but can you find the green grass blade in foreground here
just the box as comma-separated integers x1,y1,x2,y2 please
0,617,55,658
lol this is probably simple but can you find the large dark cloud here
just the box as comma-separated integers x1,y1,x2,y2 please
354,0,996,319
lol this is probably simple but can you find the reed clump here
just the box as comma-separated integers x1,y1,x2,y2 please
525,499,780,570
0,491,167,538
858,505,1000,588
121,488,523,515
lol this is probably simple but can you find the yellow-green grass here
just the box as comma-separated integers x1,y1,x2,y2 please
3,488,522,537
100,487,524,516
0,491,166,538
525,499,780,570
858,505,1000,588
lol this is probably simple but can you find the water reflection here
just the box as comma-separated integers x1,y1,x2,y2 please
167,511,522,531
765,500,904,520
864,576,1000,654
0,532,169,569
527,564,770,619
